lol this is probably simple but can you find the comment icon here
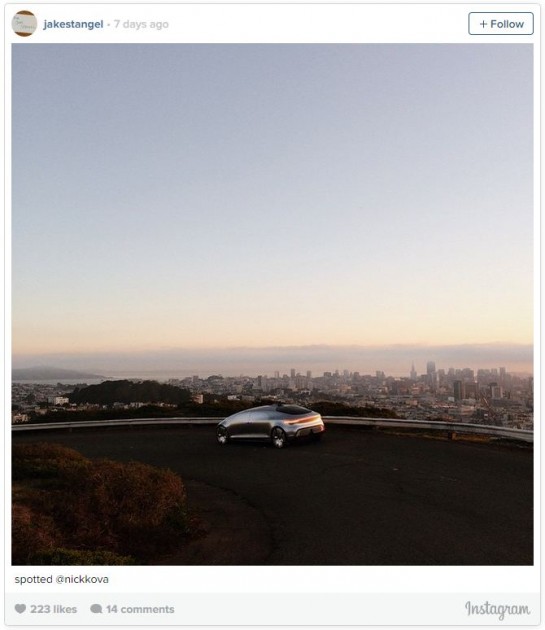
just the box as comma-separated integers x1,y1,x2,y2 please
90,604,103,614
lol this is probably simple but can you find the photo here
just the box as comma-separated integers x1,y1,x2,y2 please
11,43,533,566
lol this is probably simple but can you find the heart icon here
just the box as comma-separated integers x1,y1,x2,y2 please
15,604,26,614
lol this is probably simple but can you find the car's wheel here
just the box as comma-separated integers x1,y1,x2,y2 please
271,427,287,449
312,432,322,441
216,426,229,445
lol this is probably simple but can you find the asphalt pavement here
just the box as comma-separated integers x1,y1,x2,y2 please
12,425,533,565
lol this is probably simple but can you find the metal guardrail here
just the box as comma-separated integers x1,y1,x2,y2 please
11,417,219,431
323,417,533,443
11,416,533,443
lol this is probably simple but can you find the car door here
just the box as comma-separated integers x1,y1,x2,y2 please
251,409,273,439
235,410,256,439
227,410,252,439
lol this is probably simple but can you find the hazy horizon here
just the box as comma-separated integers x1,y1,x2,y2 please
12,341,533,378
12,44,533,365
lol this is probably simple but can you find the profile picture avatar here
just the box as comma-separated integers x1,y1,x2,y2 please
12,11,37,37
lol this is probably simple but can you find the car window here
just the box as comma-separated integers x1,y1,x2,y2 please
276,405,310,415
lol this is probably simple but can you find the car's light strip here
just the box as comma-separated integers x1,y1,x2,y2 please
284,414,322,425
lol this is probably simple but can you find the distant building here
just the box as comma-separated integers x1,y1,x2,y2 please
453,380,464,401
490,383,503,400
461,382,477,399
49,396,69,406
427,361,437,390
12,413,29,424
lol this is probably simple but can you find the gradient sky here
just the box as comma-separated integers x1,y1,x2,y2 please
12,44,534,373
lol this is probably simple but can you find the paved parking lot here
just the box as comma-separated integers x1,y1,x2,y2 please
13,425,533,565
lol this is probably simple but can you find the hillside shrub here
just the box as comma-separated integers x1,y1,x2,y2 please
12,443,191,564
11,502,56,564
32,548,136,566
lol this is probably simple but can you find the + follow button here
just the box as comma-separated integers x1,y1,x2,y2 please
468,13,534,35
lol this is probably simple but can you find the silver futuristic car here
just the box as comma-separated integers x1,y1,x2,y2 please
216,404,325,448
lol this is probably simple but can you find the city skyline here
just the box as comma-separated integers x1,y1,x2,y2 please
12,355,533,432
12,44,534,367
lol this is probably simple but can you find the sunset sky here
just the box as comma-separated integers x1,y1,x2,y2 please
12,44,534,375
